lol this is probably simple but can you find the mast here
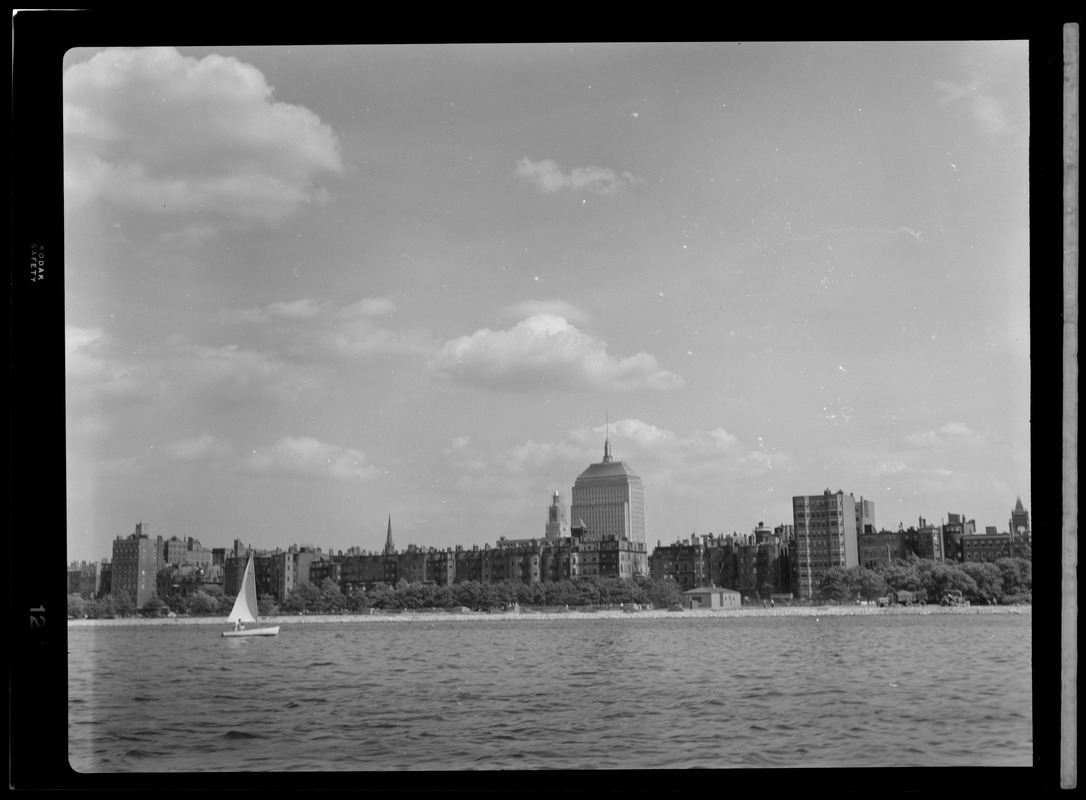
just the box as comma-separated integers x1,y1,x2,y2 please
603,412,612,463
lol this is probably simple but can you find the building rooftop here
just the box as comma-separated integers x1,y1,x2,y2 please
683,586,741,595
575,460,641,481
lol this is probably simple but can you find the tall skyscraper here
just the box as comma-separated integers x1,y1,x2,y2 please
570,431,646,543
792,490,858,600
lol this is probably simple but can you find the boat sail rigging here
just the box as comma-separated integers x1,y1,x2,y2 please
221,554,280,637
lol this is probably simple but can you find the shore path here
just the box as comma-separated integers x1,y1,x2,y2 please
67,604,1029,627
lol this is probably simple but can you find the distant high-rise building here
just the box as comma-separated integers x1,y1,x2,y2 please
570,431,645,543
545,491,571,541
792,490,858,600
111,522,161,607
1009,496,1030,542
855,497,876,536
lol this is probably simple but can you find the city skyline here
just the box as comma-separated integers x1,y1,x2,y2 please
64,43,1030,564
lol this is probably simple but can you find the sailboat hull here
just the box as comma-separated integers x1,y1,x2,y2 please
221,625,280,638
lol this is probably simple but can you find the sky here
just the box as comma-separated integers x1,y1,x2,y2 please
62,42,1031,563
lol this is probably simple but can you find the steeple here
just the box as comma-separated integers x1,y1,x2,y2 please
1014,495,1025,513
384,514,395,556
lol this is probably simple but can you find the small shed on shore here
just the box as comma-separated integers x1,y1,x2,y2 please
682,587,742,610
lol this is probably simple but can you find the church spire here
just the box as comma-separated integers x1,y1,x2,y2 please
384,514,395,556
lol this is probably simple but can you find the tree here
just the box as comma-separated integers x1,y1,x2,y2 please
961,562,1004,605
140,595,166,618
346,589,371,613
994,557,1031,600
648,577,682,609
112,589,135,618
166,594,189,616
818,567,856,602
87,594,116,619
67,593,86,619
257,594,279,617
319,578,347,613
371,587,388,609
877,560,922,593
282,580,323,614
922,562,978,602
187,590,220,616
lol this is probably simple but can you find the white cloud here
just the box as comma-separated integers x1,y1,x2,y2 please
903,422,984,448
64,47,343,225
172,343,325,407
607,418,678,448
162,434,235,462
514,157,639,195
65,325,157,406
217,295,428,358
336,298,397,319
933,78,1016,137
448,420,786,489
503,300,592,327
222,298,325,324
325,297,430,357
246,436,379,481
709,428,739,448
432,314,683,392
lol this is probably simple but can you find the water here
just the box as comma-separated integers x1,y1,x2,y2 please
68,613,1032,772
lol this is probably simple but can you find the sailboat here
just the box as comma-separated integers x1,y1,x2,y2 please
221,554,280,637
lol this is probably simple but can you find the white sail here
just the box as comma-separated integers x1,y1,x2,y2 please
226,555,259,624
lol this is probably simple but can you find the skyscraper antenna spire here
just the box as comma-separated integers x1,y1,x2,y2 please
603,412,612,463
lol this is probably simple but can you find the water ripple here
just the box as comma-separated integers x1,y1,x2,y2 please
68,614,1031,772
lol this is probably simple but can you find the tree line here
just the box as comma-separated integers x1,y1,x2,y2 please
66,555,1032,619
816,555,1031,605
67,575,688,619
269,575,689,615
67,586,234,620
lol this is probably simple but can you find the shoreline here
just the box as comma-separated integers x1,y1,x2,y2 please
67,604,1031,627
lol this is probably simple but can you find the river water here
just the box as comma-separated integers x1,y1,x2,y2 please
68,612,1032,772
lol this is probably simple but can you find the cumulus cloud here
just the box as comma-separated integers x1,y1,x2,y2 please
503,300,592,327
431,314,683,391
514,157,639,195
246,436,378,481
63,47,343,224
